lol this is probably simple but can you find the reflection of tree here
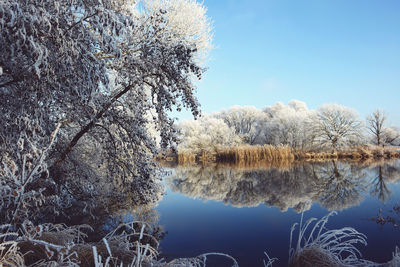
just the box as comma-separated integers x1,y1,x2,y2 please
167,161,400,212
169,163,325,212
370,161,400,202
370,166,391,202
168,161,400,212
170,165,245,204
313,160,368,211
233,166,322,212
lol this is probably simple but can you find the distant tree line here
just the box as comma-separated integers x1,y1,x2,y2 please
177,100,400,153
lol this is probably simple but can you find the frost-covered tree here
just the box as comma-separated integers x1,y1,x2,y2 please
366,109,387,146
262,100,315,149
215,105,265,144
312,104,362,152
381,127,400,146
176,101,386,153
0,0,212,207
177,116,241,153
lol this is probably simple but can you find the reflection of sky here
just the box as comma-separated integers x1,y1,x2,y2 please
156,163,400,266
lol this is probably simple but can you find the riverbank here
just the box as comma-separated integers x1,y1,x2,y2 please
158,145,400,165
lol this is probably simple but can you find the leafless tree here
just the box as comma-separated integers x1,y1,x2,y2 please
367,109,387,146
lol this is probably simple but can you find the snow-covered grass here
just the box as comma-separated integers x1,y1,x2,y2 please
0,220,240,267
288,211,374,267
277,211,399,267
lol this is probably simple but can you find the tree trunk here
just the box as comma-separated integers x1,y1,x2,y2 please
50,83,136,183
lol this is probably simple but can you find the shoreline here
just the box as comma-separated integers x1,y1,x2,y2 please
157,145,400,165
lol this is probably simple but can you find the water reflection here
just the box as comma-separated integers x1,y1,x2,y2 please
369,163,400,202
167,160,400,212
316,160,368,210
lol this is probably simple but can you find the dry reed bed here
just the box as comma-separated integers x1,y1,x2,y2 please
175,145,295,165
172,145,400,166
216,145,294,163
297,146,400,161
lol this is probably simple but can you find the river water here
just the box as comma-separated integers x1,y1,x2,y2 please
156,160,400,266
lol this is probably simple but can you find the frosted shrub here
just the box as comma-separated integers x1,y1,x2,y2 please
178,115,242,153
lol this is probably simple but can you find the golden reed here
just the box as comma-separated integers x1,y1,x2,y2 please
296,146,400,161
174,145,295,165
165,145,400,166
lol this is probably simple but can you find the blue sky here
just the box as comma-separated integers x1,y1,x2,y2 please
178,0,400,125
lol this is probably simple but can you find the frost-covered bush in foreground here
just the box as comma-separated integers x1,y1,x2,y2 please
0,220,239,267
0,122,61,225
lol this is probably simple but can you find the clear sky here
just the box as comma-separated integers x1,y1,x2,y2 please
177,0,400,126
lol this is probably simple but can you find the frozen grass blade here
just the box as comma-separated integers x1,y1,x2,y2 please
263,251,278,267
103,238,112,257
92,246,100,267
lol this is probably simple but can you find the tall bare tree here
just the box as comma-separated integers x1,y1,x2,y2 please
367,109,387,146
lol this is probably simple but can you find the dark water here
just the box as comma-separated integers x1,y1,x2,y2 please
156,160,400,266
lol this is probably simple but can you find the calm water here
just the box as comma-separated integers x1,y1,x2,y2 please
156,160,400,266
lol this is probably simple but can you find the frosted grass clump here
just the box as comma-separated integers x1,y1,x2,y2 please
289,211,376,267
92,221,239,267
